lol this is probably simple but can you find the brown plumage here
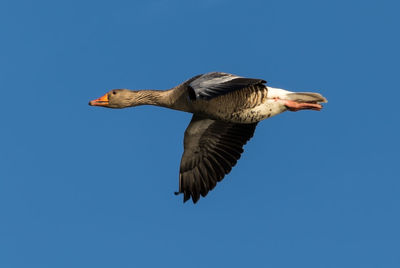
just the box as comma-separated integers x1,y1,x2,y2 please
89,72,327,203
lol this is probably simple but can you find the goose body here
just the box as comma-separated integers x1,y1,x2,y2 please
89,72,327,203
185,86,297,123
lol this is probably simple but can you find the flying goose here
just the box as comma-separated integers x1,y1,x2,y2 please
89,72,327,203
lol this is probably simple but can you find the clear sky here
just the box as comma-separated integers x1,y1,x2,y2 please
1,0,399,267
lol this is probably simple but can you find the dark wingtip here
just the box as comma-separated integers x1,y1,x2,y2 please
174,191,191,204
183,192,190,203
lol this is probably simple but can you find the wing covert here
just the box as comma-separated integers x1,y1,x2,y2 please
188,72,266,100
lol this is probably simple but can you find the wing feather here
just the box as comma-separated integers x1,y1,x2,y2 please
177,115,257,203
188,72,266,100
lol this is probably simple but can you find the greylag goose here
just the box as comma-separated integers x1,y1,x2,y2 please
89,72,327,203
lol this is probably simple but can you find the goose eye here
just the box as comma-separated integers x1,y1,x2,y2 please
112,91,117,95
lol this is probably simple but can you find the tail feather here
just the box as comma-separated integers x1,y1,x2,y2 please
267,87,328,104
286,92,327,103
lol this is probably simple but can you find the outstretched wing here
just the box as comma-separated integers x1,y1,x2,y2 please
188,72,266,100
177,115,257,203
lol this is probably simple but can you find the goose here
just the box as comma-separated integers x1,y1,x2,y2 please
89,72,327,203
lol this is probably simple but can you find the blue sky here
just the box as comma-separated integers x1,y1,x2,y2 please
1,0,399,267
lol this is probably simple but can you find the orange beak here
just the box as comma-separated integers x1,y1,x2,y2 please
89,93,109,106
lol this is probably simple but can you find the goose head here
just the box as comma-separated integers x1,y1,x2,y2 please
89,89,139,108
